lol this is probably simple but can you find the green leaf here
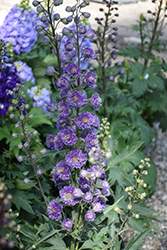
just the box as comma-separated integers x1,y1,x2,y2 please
27,107,52,126
107,140,143,169
28,231,65,250
12,196,35,215
124,228,151,250
80,239,97,249
0,126,10,140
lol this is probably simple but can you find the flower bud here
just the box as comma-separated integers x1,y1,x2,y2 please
82,12,91,18
66,6,72,12
23,178,31,184
32,0,40,7
37,169,43,176
127,204,132,210
53,13,60,21
53,0,63,6
61,18,69,25
36,5,44,13
17,156,24,162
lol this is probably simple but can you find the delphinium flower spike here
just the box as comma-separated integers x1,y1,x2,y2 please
43,3,112,246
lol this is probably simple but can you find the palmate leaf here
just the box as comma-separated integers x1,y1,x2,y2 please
107,138,143,170
12,195,35,215
131,114,155,148
118,46,142,60
124,228,151,250
146,90,167,113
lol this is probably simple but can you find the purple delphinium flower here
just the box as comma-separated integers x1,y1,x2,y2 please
52,161,71,185
60,129,77,146
101,181,110,189
85,72,97,87
90,93,101,110
68,91,84,108
0,5,38,55
64,62,81,78
47,199,63,221
46,134,56,149
66,149,87,169
62,219,73,231
85,210,96,221
0,64,21,116
83,192,93,203
45,65,57,76
92,165,106,180
58,100,70,117
78,176,92,192
83,47,96,59
101,188,110,197
90,113,100,131
76,112,93,130
56,115,71,131
60,186,80,205
88,148,101,164
14,61,35,84
92,196,106,213
54,75,69,90
85,132,99,149
54,132,64,150
60,86,71,100
73,187,84,198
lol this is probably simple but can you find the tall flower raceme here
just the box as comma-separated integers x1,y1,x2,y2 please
0,40,21,116
42,1,112,245
0,0,38,55
60,23,95,70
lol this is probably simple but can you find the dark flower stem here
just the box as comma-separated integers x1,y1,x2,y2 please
18,97,48,207
47,0,62,76
142,0,163,74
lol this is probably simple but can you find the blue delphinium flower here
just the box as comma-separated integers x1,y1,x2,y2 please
85,132,99,149
90,93,101,110
66,150,87,169
85,72,97,87
85,210,96,221
54,76,69,90
27,86,51,111
64,62,81,78
62,219,73,231
68,91,85,108
46,134,56,149
0,5,38,55
60,186,80,206
52,161,71,186
60,129,77,146
47,199,63,221
14,61,35,84
0,45,21,116
58,101,70,117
